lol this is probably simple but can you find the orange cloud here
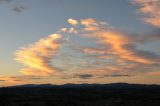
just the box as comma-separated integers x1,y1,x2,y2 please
71,18,160,78
81,18,96,26
0,76,24,86
60,27,68,32
80,18,108,31
133,0,160,27
59,27,78,34
146,71,160,76
67,18,78,26
99,31,153,64
15,34,61,76
80,20,154,64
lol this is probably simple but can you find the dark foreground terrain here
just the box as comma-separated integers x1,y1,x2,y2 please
0,83,160,106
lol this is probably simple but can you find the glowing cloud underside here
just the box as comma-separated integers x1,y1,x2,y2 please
15,34,61,76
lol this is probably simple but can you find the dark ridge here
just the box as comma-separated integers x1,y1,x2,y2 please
0,83,160,106
3,82,160,89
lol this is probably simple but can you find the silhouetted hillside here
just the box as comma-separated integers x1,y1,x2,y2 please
0,83,160,106
7,82,160,89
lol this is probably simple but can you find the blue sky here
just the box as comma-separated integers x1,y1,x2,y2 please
0,0,160,86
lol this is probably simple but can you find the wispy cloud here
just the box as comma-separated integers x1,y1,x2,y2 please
0,75,50,86
64,18,160,78
0,76,24,86
79,19,155,64
132,0,160,27
14,18,160,82
15,34,62,76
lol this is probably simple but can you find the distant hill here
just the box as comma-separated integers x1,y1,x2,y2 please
1,83,160,106
4,83,160,89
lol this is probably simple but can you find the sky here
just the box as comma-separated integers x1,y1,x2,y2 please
0,0,160,86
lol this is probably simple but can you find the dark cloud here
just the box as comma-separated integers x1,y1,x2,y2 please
77,74,94,79
122,43,160,62
59,73,94,79
0,0,26,13
73,72,132,79
104,74,132,77
130,29,160,43
11,4,25,13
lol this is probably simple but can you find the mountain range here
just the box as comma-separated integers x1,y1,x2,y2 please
5,83,160,89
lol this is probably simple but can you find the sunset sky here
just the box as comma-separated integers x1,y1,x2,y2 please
0,0,160,86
